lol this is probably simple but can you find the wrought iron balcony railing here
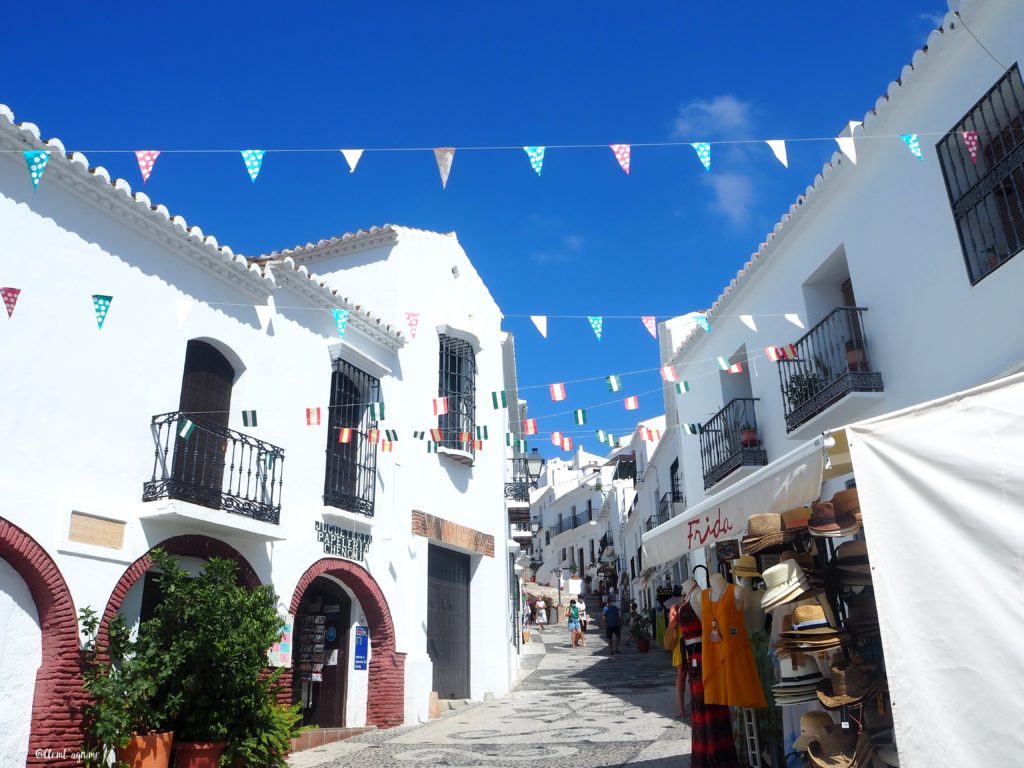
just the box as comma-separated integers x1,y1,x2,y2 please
777,307,884,432
700,398,768,490
143,411,285,524
552,509,593,536
645,514,666,532
504,482,531,503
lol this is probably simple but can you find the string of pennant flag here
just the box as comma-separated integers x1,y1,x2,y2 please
13,128,985,191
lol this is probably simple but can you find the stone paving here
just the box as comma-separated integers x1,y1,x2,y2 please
289,624,693,767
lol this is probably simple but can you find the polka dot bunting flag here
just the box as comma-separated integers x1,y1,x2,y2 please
691,142,711,171
587,315,603,341
23,150,50,190
641,315,657,339
405,311,420,339
135,151,160,183
901,134,923,160
523,146,545,176
961,131,979,164
2,287,21,319
610,144,630,174
433,148,455,189
240,150,265,182
332,308,350,338
92,294,113,329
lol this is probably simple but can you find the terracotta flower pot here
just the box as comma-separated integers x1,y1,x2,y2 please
173,741,228,768
741,429,759,448
116,732,173,768
636,637,650,653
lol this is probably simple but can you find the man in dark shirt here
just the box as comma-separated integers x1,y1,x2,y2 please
602,599,622,654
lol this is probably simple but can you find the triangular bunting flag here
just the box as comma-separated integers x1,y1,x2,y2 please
433,147,455,188
432,397,448,416
2,287,21,319
607,375,622,392
551,431,563,446
641,315,657,339
610,144,630,174
624,395,639,410
691,142,711,171
255,304,272,333
135,151,160,183
475,425,488,440
242,410,258,427
530,315,548,338
785,313,804,329
961,131,979,164
240,150,265,181
367,428,380,443
92,295,113,329
765,140,788,168
339,427,354,444
675,381,690,394
573,409,586,425
179,419,196,439
740,314,757,331
24,150,50,190
369,402,385,420
587,315,603,341
523,418,538,436
835,136,857,164
332,308,350,338
523,146,545,176
340,149,363,173
660,365,679,382
549,383,567,402
491,391,507,409
561,437,574,451
901,134,923,160
695,314,710,333
405,312,420,339
430,428,444,441
306,407,321,426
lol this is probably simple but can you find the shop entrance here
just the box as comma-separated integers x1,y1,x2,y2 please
292,577,351,728
426,545,471,699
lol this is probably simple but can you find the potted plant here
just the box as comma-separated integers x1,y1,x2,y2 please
739,423,759,448
783,372,823,410
79,606,180,768
223,673,305,768
845,339,866,372
145,550,285,768
629,610,654,653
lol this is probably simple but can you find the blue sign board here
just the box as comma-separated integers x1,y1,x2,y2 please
354,626,369,671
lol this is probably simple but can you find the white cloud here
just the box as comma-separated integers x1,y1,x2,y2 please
562,234,584,252
673,95,753,140
917,10,946,29
704,172,754,226
530,233,584,265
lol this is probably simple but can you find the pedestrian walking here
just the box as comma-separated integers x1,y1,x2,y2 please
567,599,582,647
536,597,547,631
577,599,589,644
602,598,622,654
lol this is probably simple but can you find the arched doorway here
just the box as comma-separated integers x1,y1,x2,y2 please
0,518,85,768
291,577,352,727
0,557,41,764
290,559,404,728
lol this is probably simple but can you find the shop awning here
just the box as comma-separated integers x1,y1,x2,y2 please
641,435,827,568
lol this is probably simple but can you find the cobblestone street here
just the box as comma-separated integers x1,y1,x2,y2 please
289,625,693,767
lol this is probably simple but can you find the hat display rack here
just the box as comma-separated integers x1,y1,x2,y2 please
732,486,900,768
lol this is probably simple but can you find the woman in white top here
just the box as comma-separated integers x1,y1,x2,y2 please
535,598,547,631
576,600,588,645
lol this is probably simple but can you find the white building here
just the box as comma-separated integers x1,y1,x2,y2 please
652,0,1024,574
0,105,523,765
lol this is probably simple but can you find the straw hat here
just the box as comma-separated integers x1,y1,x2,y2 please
831,488,861,519
760,560,813,609
782,506,813,529
790,604,833,632
809,501,860,537
835,540,870,564
807,729,873,768
731,554,761,578
817,660,880,708
793,711,837,750
741,513,793,553
777,652,824,686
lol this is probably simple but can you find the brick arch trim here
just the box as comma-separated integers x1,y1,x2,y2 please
101,534,262,633
290,559,405,728
0,518,85,768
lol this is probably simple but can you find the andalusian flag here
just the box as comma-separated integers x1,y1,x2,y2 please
413,430,426,440
475,426,488,440
430,428,444,442
549,383,567,402
675,381,690,394
367,428,380,443
606,433,616,447
683,424,700,435
369,402,385,420
607,375,622,392
242,410,258,427
432,397,448,416
306,408,321,426
427,441,438,453
506,432,515,446
516,439,528,452
596,429,606,442
385,429,398,441
491,391,507,409
338,428,354,443
660,365,679,382
717,356,731,370
573,409,586,425
624,395,639,410
523,419,538,435
179,419,196,439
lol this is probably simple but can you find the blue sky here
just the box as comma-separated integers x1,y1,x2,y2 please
1,1,947,456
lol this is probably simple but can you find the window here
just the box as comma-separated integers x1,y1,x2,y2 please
937,65,1024,283
438,335,477,451
590,539,596,565
545,531,550,546
561,548,567,562
324,359,380,516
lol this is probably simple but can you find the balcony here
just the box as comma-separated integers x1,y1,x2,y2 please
504,482,531,503
778,307,885,436
645,514,666,532
551,509,594,536
700,398,768,490
143,411,285,526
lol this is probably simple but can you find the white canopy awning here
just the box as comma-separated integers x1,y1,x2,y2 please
641,435,827,568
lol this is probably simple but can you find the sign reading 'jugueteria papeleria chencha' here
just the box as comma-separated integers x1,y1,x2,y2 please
315,520,372,561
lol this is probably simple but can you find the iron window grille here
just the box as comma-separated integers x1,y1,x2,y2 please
937,64,1024,284
323,359,380,517
437,335,477,454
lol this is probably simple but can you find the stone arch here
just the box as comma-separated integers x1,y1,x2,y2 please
0,518,85,768
289,559,405,728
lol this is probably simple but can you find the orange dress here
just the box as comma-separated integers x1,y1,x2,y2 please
701,584,768,708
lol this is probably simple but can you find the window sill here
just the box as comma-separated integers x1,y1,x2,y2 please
437,446,475,466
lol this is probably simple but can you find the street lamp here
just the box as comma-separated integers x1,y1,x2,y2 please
530,519,541,534
525,447,545,487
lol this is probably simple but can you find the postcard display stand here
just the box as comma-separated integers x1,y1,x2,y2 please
297,613,327,708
